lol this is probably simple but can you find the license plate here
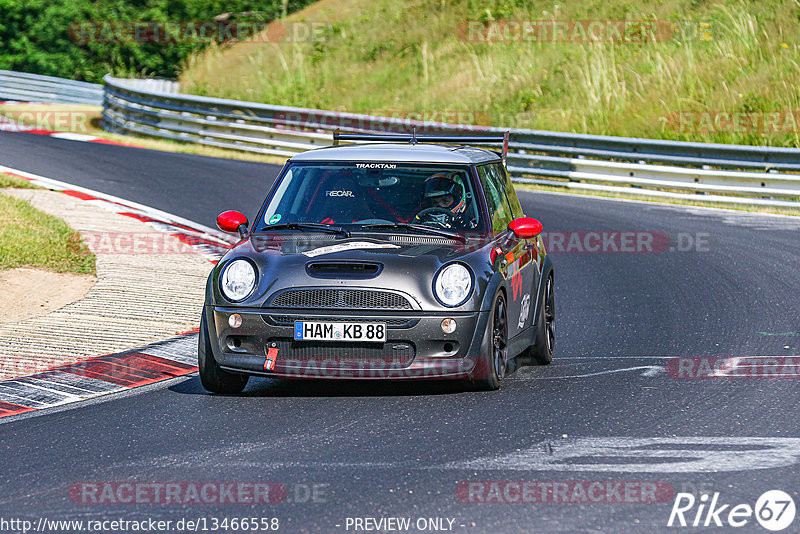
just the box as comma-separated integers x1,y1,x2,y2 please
294,321,386,342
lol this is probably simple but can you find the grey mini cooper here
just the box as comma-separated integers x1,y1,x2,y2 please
199,133,555,392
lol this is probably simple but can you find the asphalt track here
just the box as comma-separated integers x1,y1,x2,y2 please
1,131,800,533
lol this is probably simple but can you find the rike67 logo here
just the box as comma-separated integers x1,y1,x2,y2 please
668,490,796,531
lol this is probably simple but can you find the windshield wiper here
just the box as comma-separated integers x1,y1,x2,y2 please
259,222,350,237
359,222,466,242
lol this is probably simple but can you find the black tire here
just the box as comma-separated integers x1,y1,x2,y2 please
531,274,555,365
198,311,249,394
472,292,508,391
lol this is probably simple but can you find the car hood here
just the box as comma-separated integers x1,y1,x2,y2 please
211,233,497,310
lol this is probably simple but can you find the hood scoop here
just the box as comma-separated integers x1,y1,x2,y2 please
306,261,383,279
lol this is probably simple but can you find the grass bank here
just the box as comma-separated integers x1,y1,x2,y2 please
0,175,96,274
0,173,38,189
180,0,800,148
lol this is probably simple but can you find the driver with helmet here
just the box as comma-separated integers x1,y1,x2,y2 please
414,173,474,229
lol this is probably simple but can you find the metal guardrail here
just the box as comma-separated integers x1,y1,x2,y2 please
6,70,796,207
0,70,104,106
90,76,800,207
107,78,180,95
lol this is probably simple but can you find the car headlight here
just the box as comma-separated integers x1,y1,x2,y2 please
221,259,257,302
434,263,473,307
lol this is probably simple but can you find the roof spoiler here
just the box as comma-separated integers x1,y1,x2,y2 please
332,129,511,167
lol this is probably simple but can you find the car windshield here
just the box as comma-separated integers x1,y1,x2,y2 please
260,163,486,233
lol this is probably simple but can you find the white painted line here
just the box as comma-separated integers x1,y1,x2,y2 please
0,164,232,242
517,366,664,379
50,132,98,142
155,437,800,475
558,355,800,359
22,377,101,395
25,371,124,393
0,389,46,407
0,335,198,421
85,198,136,212
641,367,663,377
443,437,800,473
16,381,83,401
139,336,199,366
559,356,679,359
0,372,193,425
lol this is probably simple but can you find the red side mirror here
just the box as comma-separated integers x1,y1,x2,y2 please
509,217,543,239
217,210,249,234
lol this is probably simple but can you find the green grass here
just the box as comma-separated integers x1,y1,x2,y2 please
0,173,38,189
0,193,96,274
180,0,800,148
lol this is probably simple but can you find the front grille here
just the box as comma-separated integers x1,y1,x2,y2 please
270,289,413,310
268,338,415,366
263,315,415,328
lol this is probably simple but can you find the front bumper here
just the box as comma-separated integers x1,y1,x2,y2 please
206,306,489,380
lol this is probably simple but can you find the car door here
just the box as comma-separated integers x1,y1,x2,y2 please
495,162,540,336
478,163,537,339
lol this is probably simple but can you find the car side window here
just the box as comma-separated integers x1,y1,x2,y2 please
493,163,524,219
478,164,513,234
